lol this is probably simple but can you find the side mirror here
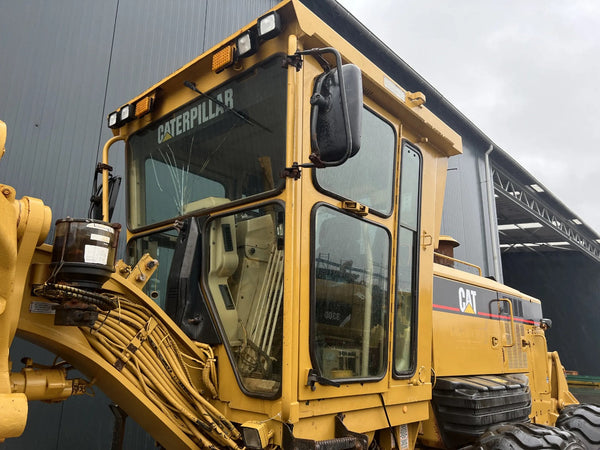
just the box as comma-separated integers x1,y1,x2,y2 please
310,63,362,167
89,163,121,222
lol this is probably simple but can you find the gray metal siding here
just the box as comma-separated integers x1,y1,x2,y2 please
441,135,495,278
0,0,118,222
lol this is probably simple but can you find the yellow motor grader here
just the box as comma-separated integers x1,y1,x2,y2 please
1,1,598,448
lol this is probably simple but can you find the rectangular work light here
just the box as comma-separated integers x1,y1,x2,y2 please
241,422,272,449
107,111,119,128
119,104,135,123
107,104,134,129
236,30,257,58
135,95,154,118
257,12,281,40
107,96,155,129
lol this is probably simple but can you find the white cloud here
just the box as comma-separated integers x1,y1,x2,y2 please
338,0,600,233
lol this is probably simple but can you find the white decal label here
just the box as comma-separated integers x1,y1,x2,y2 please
458,286,478,314
384,76,406,102
90,233,110,244
87,223,115,234
29,301,58,315
84,245,109,265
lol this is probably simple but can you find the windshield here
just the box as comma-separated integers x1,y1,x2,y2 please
127,56,288,229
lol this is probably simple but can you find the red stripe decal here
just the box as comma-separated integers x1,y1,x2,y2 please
434,304,538,325
514,317,537,325
478,311,502,319
478,311,536,324
432,304,461,312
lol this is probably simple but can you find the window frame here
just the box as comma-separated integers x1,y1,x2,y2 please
311,105,397,218
309,202,392,383
126,225,182,308
201,199,286,400
393,140,423,379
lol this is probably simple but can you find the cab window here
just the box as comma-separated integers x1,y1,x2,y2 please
394,143,422,375
311,205,390,380
314,107,396,216
204,204,285,397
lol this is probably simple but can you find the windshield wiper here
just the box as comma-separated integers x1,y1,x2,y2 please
184,80,272,133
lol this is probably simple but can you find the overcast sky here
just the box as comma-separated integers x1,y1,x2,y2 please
337,0,600,234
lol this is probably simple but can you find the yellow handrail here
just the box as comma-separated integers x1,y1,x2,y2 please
101,135,126,221
434,252,482,276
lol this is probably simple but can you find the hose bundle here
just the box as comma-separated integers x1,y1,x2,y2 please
82,298,242,449
34,282,118,311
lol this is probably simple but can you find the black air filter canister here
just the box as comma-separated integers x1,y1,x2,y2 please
50,218,121,289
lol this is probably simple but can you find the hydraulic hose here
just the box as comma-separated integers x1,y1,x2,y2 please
81,297,241,449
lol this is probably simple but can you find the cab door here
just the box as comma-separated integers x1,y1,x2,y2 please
297,99,398,402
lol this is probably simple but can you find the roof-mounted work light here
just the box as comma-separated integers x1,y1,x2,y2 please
107,104,134,129
236,30,257,58
107,111,119,128
135,95,154,118
257,12,281,41
119,104,135,123
107,96,155,129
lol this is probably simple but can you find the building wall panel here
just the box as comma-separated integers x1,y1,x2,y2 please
0,0,118,222
441,134,495,278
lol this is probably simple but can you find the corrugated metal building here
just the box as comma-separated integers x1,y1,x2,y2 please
1,0,598,448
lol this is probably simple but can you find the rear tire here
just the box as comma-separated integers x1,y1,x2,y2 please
556,404,600,449
459,422,585,449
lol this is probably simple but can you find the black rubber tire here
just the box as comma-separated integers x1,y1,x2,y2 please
556,404,600,449
459,422,585,450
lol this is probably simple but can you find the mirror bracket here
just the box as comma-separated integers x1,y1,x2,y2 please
89,161,121,221
281,161,319,180
283,53,303,71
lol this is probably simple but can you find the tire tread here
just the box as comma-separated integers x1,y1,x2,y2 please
460,422,585,450
556,404,600,449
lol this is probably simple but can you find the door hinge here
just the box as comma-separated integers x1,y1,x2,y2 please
281,161,317,180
